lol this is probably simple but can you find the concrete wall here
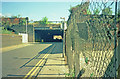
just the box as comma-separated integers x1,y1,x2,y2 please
11,25,33,42
10,24,62,42
2,34,22,48
19,33,28,43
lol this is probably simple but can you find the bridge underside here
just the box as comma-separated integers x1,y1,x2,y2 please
35,30,63,42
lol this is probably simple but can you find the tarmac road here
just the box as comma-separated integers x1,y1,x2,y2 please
2,42,65,78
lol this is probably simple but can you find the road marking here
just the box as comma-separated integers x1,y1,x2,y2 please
20,44,52,68
23,54,47,79
23,44,55,79
29,54,49,78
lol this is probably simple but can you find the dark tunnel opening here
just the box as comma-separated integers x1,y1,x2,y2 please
35,29,63,42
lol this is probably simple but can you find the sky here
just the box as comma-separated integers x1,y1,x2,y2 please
1,0,119,21
1,2,81,21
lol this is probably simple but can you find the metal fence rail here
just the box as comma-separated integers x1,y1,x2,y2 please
65,1,119,77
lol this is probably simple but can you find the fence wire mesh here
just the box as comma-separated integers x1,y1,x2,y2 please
65,1,119,77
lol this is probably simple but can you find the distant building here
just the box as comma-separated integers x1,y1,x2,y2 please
2,17,29,26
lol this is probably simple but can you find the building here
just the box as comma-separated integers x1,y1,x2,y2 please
2,17,28,26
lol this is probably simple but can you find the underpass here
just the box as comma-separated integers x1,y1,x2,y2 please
34,27,63,42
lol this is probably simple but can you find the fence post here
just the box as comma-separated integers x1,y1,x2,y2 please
118,1,120,78
117,22,120,78
118,36,120,78
62,22,65,58
63,22,67,57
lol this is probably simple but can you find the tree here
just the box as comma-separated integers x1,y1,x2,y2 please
102,7,113,15
17,14,21,18
117,8,120,23
39,16,49,25
93,8,100,15
19,19,26,25
11,16,17,18
42,16,48,24
19,17,28,25
69,5,75,13
87,9,92,14
118,8,120,16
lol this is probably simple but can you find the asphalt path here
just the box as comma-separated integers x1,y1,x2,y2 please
2,42,63,78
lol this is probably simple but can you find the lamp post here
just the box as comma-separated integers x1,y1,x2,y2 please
26,17,28,34
60,17,66,58
26,20,27,34
60,17,65,29
25,17,28,43
32,20,35,42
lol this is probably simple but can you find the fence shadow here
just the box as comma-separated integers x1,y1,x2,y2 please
20,43,63,68
103,52,117,77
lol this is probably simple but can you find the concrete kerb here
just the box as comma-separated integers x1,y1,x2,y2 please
0,43,33,53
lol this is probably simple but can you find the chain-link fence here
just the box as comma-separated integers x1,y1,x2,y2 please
65,1,119,78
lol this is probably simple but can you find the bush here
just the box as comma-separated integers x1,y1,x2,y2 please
39,16,49,25
1,28,12,34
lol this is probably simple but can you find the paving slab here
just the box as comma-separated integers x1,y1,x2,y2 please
38,53,69,77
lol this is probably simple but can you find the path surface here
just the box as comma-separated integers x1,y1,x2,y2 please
2,42,69,78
